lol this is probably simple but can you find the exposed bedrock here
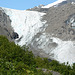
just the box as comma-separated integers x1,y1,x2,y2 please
0,8,18,41
43,3,75,41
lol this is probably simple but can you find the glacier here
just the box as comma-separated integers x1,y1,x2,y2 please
2,7,47,46
1,4,75,65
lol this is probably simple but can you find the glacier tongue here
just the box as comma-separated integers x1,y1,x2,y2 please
2,7,47,46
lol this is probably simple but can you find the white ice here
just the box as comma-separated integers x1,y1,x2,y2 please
50,37,75,65
42,0,66,8
2,7,46,46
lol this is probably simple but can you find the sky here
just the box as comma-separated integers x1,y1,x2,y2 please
0,0,57,10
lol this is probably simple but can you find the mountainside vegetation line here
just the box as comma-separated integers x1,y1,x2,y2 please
0,35,75,75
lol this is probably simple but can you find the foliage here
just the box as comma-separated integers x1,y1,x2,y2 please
0,35,75,75
0,36,52,75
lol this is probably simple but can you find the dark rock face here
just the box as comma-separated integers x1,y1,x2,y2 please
12,32,19,39
0,8,14,41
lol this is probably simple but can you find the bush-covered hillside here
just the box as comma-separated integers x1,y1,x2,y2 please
0,35,75,75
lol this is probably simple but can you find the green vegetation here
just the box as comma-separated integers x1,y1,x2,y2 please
0,35,75,75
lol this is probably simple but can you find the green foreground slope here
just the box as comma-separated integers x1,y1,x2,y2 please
0,35,75,75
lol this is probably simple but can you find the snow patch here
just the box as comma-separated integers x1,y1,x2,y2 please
42,0,66,8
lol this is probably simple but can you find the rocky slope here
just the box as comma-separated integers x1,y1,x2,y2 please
44,3,75,41
0,8,14,41
0,0,75,65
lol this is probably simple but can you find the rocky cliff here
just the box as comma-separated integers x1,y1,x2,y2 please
0,8,14,41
